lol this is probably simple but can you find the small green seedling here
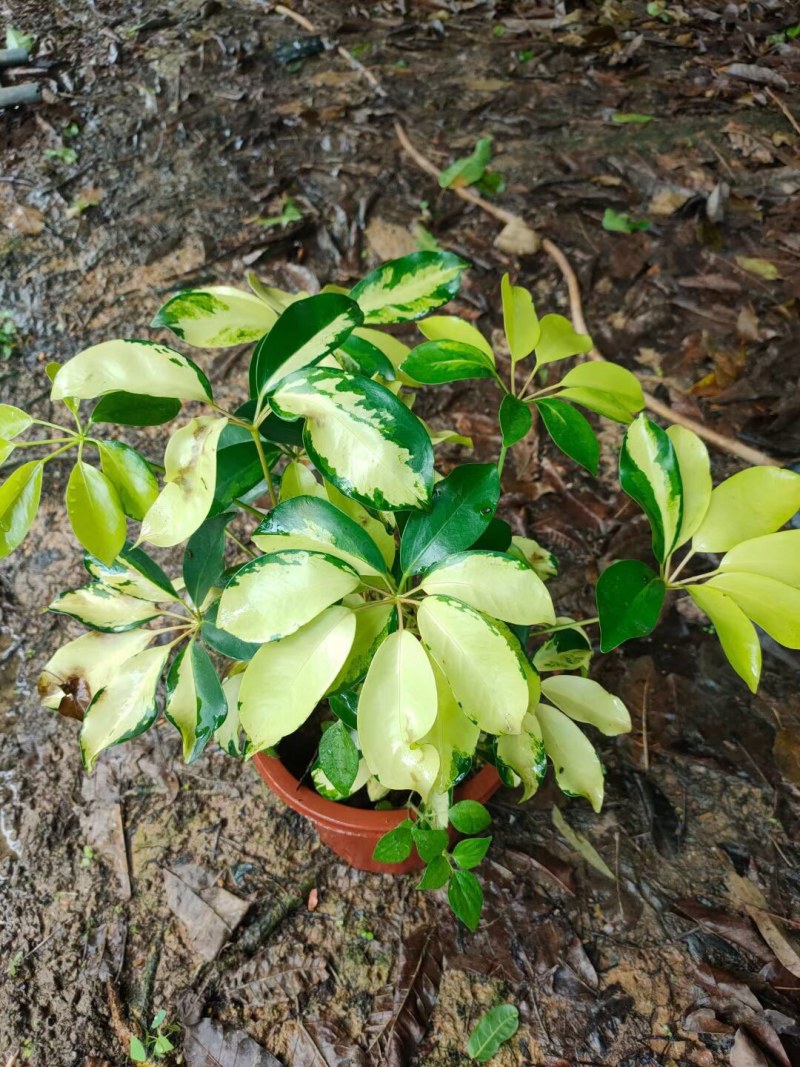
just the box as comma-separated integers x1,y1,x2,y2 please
467,1004,519,1061
129,1010,177,1062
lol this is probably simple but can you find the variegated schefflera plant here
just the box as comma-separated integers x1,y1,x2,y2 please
2,254,799,931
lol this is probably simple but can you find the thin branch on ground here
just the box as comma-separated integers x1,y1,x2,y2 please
274,4,387,96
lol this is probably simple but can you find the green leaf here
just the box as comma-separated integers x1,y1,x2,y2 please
447,868,483,931
557,361,644,421
130,1036,147,1063
537,702,605,812
472,517,512,552
412,825,450,862
619,413,683,561
218,549,360,644
666,425,711,548
688,585,761,693
420,550,555,626
350,252,469,325
611,112,654,124
183,513,231,609
541,676,631,735
417,854,451,890
251,292,363,399
0,460,43,558
337,333,396,380
602,208,651,233
253,494,389,577
209,439,274,516
358,630,440,798
6,26,34,51
98,442,158,521
453,836,492,870
719,530,800,588
705,572,800,650
329,689,359,730
449,799,491,834
238,606,356,752
439,137,493,189
152,1034,174,1055
201,600,261,661
418,595,529,735
499,394,532,447
501,274,539,362
89,393,181,427
66,461,126,565
271,367,434,511
0,404,33,439
467,1004,519,1062
691,467,800,554
151,1010,167,1029
533,626,591,674
152,285,277,348
49,583,160,632
400,463,500,575
373,819,413,863
254,195,302,229
80,645,170,770
140,416,228,548
400,339,497,384
535,314,593,366
535,398,599,474
165,641,228,763
51,340,212,404
318,719,360,796
417,315,494,361
596,559,665,652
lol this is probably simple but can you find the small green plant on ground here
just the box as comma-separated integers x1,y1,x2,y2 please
129,1010,177,1062
1,253,798,931
467,1004,519,1061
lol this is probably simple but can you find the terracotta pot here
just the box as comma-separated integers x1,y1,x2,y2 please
252,753,501,875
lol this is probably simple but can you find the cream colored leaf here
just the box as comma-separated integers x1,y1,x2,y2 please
51,340,212,403
537,702,604,813
420,551,555,625
152,286,277,347
495,711,546,801
541,676,631,736
667,425,712,548
38,629,153,711
501,274,540,363
421,657,480,795
49,584,160,632
279,460,325,502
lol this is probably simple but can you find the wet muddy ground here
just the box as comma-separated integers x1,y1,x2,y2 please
1,1,800,1064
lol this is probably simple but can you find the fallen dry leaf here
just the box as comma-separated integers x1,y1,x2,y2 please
727,871,800,980
163,864,250,961
184,1018,281,1067
493,218,540,255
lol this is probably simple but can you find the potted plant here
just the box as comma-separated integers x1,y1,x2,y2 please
4,252,798,931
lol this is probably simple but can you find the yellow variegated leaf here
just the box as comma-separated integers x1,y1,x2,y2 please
139,416,227,548
49,583,161,632
719,530,800,588
279,460,325,501
51,341,212,403
358,630,440,799
508,536,558,580
495,711,546,801
417,594,529,735
312,758,371,800
238,606,356,753
353,328,411,371
80,645,170,770
420,550,555,626
349,252,468,325
536,702,604,813
164,641,227,763
38,629,153,710
421,657,480,794
328,602,397,693
418,315,495,362
692,467,800,553
540,676,631,736
151,286,277,347
501,274,540,363
84,553,180,603
325,481,396,569
620,413,683,562
218,549,360,644
705,572,800,649
216,664,247,756
666,425,711,548
247,273,306,312
688,585,761,693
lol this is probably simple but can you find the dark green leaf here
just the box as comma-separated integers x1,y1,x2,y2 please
201,600,261,661
452,836,492,870
255,495,388,575
417,855,451,890
318,719,360,796
467,1005,519,1062
338,334,396,380
470,517,512,552
183,513,231,609
373,819,414,863
400,463,500,575
448,799,491,834
250,292,363,398
400,340,497,384
165,642,228,763
412,825,449,863
596,559,666,652
329,690,359,731
499,394,532,447
447,869,483,931
89,393,181,427
233,399,306,448
535,398,599,475
209,440,277,515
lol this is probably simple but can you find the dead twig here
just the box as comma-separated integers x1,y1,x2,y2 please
393,123,781,468
274,4,387,97
765,87,800,138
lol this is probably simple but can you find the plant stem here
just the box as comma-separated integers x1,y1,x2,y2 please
14,437,75,448
32,419,78,436
250,427,278,508
226,527,257,559
41,441,80,465
669,570,720,588
497,444,508,477
668,550,695,583
533,616,599,637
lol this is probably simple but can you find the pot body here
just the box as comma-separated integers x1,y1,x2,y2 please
252,754,501,874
